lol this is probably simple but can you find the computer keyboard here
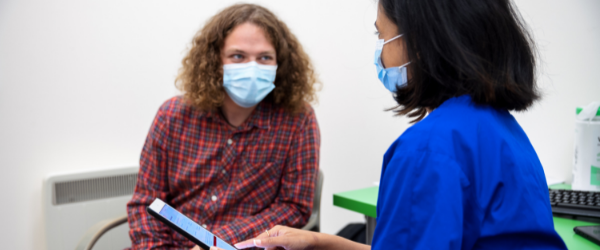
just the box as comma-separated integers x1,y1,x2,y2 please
549,189,600,218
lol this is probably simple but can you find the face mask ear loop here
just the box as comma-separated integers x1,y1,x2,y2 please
398,61,411,69
383,34,403,45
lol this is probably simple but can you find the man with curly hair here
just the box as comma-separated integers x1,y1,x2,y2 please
125,4,320,249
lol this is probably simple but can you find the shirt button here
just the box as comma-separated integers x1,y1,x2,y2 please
227,139,233,145
211,195,218,201
202,224,207,228
222,169,226,174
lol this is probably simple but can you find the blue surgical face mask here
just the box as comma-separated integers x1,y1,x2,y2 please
223,61,277,108
374,34,411,92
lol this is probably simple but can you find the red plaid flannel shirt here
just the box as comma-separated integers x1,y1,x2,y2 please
126,96,320,249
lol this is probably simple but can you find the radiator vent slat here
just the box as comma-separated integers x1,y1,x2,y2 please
53,173,138,205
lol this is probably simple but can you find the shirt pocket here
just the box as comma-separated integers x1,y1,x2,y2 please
234,159,282,206
242,129,288,167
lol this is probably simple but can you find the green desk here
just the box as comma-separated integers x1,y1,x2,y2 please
334,185,600,249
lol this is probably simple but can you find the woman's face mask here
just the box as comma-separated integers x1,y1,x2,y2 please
374,34,411,92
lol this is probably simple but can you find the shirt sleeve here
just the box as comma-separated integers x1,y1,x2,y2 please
372,149,469,250
211,108,321,244
127,105,189,250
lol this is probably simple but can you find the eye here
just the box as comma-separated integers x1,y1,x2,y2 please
260,55,274,61
231,54,244,60
374,31,380,36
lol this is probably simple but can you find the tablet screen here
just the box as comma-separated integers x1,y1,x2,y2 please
155,201,237,250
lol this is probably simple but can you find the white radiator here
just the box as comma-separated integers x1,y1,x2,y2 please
43,166,139,250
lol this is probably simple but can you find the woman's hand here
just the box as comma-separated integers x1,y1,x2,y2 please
234,225,319,250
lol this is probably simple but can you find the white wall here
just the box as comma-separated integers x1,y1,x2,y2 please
0,0,598,249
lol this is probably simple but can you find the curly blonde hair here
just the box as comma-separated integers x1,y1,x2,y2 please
176,4,319,113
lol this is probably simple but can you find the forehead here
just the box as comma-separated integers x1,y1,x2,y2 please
376,5,394,29
223,22,275,52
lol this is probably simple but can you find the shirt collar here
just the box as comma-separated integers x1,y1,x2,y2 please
203,101,272,131
244,101,271,130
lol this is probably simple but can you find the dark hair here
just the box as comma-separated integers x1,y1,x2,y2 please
380,0,538,121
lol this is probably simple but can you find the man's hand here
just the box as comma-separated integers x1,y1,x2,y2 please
191,245,201,250
234,225,319,250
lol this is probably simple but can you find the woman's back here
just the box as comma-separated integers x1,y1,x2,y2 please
231,0,569,249
373,95,566,249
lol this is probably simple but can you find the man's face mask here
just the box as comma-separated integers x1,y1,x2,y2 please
223,61,277,108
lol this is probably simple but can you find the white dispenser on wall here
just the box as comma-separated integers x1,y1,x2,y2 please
572,102,600,191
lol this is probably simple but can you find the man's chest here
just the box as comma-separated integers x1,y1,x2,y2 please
164,123,293,192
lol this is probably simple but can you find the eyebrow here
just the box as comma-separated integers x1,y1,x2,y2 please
226,49,247,54
225,49,275,55
258,51,276,55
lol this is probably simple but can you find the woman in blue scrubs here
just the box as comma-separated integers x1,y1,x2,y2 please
229,0,568,249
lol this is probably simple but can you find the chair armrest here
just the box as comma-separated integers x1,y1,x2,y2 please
302,169,323,232
75,215,128,250
301,213,319,231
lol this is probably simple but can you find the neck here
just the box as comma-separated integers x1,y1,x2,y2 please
221,95,257,128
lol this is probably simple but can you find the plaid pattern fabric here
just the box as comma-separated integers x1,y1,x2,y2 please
126,96,320,249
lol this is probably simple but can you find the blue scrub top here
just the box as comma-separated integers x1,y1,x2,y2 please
372,95,567,249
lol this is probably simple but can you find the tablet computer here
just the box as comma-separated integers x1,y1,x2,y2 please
147,198,238,250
